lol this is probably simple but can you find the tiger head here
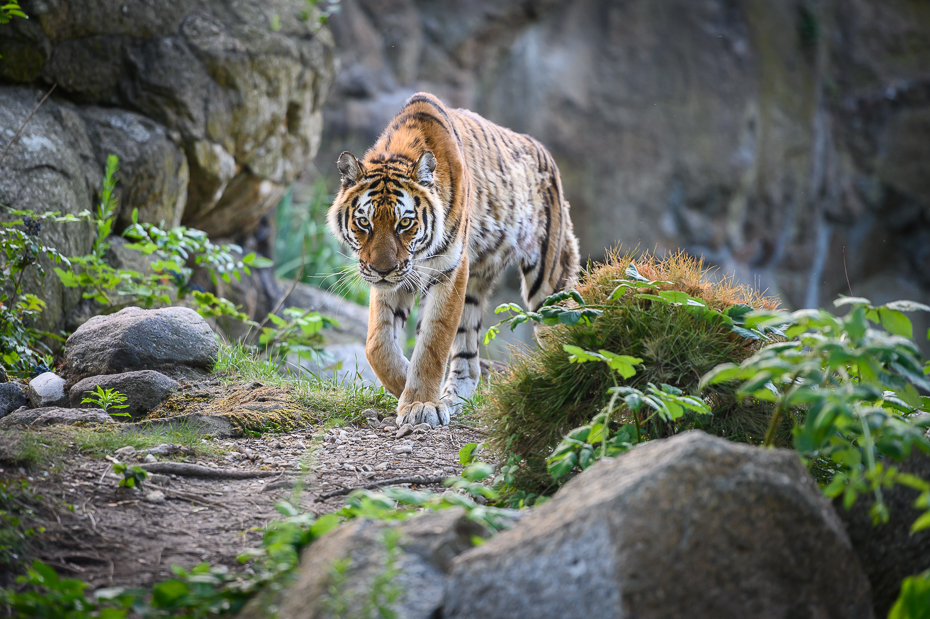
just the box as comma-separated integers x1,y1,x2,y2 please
327,150,444,290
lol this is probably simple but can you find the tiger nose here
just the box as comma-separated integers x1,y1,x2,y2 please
371,265,393,276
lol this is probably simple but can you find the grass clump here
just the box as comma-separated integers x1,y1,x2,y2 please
483,249,782,488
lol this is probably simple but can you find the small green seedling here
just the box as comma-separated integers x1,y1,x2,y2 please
81,385,130,417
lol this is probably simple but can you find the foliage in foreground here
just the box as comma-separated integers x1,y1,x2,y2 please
482,249,781,491
0,456,509,618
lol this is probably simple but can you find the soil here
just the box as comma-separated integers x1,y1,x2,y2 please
0,380,485,591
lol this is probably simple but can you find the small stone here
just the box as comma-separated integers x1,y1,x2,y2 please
396,424,414,439
0,365,7,383
362,464,374,472
366,418,380,428
144,454,157,463
382,425,397,433
375,462,390,471
273,442,283,449
143,490,166,504
413,423,431,433
27,372,68,408
343,463,356,471
392,443,413,454
380,417,398,428
114,446,137,457
148,473,169,486
362,408,379,420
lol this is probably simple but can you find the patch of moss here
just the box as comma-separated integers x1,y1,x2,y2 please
482,249,789,490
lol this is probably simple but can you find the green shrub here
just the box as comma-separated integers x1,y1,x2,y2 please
482,249,781,491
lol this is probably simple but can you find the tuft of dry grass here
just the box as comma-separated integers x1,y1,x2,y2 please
482,248,787,493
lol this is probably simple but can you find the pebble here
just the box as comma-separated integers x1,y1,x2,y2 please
395,424,413,439
374,462,390,471
362,408,379,420
144,454,158,463
382,425,397,433
392,443,413,454
413,423,431,433
143,490,166,504
148,473,169,486
115,445,137,457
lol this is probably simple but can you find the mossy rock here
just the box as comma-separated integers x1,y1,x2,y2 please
146,384,310,436
482,249,789,491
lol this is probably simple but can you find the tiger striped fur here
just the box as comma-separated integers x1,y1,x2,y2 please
327,92,580,427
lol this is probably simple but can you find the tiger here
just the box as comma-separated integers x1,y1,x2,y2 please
327,92,580,427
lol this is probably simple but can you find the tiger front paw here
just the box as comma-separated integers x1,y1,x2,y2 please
397,400,451,427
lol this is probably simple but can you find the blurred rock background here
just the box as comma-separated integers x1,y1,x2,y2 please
1,0,929,356
307,0,930,352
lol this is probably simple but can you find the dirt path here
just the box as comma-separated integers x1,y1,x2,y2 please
5,414,484,589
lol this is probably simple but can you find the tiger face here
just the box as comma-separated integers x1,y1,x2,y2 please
327,150,444,291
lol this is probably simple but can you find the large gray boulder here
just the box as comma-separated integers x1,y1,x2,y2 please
62,306,219,384
444,432,873,619
836,450,930,617
0,383,28,418
239,508,492,619
69,370,180,420
0,406,112,429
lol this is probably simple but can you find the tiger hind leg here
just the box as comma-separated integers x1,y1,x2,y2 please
439,274,490,416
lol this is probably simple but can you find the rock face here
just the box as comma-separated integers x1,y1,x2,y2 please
315,0,930,350
0,383,28,418
240,508,492,619
836,450,930,617
26,372,68,408
62,307,219,384
0,406,112,429
69,370,180,420
0,0,336,334
444,432,873,619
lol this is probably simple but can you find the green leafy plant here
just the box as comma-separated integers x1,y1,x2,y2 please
81,385,130,417
701,296,930,525
545,346,710,482
259,307,340,369
0,209,77,375
890,570,930,619
0,1,27,58
57,155,270,323
110,458,149,490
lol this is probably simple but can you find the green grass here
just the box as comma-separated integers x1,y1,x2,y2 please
215,342,396,426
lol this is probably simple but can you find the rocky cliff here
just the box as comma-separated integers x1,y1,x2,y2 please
315,0,930,336
0,0,336,332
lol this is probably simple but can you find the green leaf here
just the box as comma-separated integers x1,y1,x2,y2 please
151,579,189,607
885,300,930,313
563,345,602,364
834,296,872,308
699,363,742,388
598,350,642,379
879,307,913,339
459,442,480,465
911,511,930,533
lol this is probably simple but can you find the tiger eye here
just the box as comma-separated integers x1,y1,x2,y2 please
400,217,413,227
357,217,370,227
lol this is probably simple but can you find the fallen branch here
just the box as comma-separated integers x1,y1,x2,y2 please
139,462,282,479
317,476,446,501
160,487,231,511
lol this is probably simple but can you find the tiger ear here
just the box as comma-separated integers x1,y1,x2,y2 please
337,152,363,187
414,151,437,187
